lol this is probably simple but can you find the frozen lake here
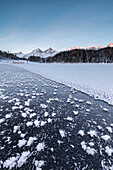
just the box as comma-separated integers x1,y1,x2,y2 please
0,64,113,169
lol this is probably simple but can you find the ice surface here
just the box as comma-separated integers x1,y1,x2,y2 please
0,62,113,169
5,62,113,105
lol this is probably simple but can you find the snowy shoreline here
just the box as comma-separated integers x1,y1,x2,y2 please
1,61,113,106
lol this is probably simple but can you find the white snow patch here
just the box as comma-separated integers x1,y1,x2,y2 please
25,99,31,106
30,113,36,118
66,117,73,121
86,101,92,105
86,147,96,155
40,104,47,109
35,160,44,170
18,139,27,148
78,99,83,103
13,126,20,133
20,133,26,138
110,123,113,127
34,120,40,127
59,129,66,138
19,105,23,109
97,125,102,130
101,135,111,141
40,121,46,126
26,137,37,146
21,112,27,118
81,141,96,155
26,121,33,127
36,142,45,152
81,141,87,151
103,108,108,112
73,111,78,115
12,106,18,111
89,142,94,147
52,112,56,117
86,109,90,112
47,118,52,123
75,104,79,108
5,113,12,119
78,130,84,136
106,127,112,133
51,148,54,152
105,146,113,156
0,118,5,124
17,151,30,167
88,130,97,137
3,155,19,169
44,112,48,117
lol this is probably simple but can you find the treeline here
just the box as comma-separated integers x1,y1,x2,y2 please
1,47,113,63
28,56,45,62
46,47,113,63
0,51,19,60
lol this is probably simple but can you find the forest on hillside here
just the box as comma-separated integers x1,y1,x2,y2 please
46,47,113,63
1,47,113,63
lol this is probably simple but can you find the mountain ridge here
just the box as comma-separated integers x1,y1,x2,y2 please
14,43,113,58
15,48,58,59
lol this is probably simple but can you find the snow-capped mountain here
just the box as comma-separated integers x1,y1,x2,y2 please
107,43,113,47
14,44,113,59
66,44,113,50
82,46,97,50
23,48,58,59
66,46,80,50
67,46,104,50
14,52,25,58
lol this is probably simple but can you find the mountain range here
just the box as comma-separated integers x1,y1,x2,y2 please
14,48,58,59
14,43,113,58
66,43,113,51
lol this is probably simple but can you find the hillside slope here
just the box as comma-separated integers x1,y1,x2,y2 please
46,47,113,63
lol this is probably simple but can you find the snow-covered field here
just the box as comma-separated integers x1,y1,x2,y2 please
1,60,113,105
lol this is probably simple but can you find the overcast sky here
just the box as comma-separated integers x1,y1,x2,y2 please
0,0,113,53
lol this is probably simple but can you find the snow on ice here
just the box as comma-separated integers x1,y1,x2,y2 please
36,142,45,152
59,129,66,138
101,135,111,141
78,130,85,136
6,62,113,105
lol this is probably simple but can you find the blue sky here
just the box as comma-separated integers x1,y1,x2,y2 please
0,0,113,53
